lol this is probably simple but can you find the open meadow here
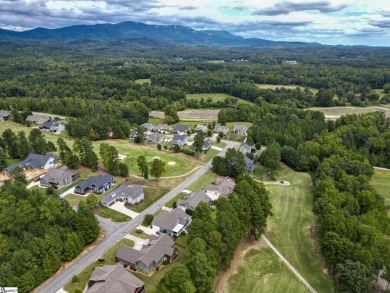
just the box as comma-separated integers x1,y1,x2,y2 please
186,93,255,106
256,83,318,94
308,106,390,120
371,168,390,214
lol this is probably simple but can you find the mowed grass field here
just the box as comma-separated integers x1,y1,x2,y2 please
224,165,335,293
256,83,318,95
186,93,255,106
371,168,390,214
308,106,390,120
135,78,151,84
226,247,309,293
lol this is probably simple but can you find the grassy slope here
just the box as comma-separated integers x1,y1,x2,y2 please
187,170,218,191
264,166,335,292
371,168,390,214
227,247,309,293
186,93,254,106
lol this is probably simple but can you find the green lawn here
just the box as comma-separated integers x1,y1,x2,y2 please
202,148,219,163
227,247,309,293
130,229,151,239
252,163,268,180
187,170,218,191
64,238,134,293
64,194,87,206
371,168,390,214
94,204,132,222
263,166,335,292
135,78,151,84
127,185,170,213
165,192,187,208
225,131,245,143
186,93,254,106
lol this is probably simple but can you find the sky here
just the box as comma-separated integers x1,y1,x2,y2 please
0,0,389,46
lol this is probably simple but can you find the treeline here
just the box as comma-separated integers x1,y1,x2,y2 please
0,182,100,293
281,112,390,291
160,175,272,293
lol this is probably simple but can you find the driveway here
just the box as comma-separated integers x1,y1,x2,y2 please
60,187,77,198
27,180,41,189
123,234,149,250
110,201,140,219
211,145,223,151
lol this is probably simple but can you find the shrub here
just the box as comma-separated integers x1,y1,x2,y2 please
185,209,193,216
143,214,154,226
72,275,79,284
216,136,221,143
173,144,181,153
164,145,168,150
180,148,195,156
162,258,171,265
157,144,162,150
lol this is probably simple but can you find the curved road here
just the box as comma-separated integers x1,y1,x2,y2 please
38,140,240,293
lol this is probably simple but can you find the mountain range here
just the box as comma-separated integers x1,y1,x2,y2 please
0,21,311,47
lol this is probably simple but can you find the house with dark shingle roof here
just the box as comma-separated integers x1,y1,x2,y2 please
177,190,212,211
74,174,114,195
101,185,144,207
204,176,235,200
25,114,51,125
245,156,255,173
148,132,165,144
116,234,175,273
214,125,229,135
153,124,171,133
140,123,154,131
4,153,58,176
233,124,248,136
194,124,208,133
171,134,188,147
86,265,145,293
39,120,65,134
0,110,11,121
173,124,191,134
239,142,256,154
40,167,77,189
152,208,191,236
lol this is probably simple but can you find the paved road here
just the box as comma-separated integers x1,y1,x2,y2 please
261,235,318,293
38,140,239,293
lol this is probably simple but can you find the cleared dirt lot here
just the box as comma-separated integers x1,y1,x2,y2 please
308,106,390,120
150,109,219,120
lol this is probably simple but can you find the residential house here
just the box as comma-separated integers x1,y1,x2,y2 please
204,176,235,200
40,167,77,189
140,123,154,131
214,125,229,135
86,265,145,293
0,110,11,121
74,174,114,195
39,120,66,134
239,142,256,154
154,124,171,133
245,156,255,173
171,135,188,147
177,190,212,211
194,124,208,133
101,185,144,207
4,153,58,176
233,124,249,136
202,138,212,151
116,234,175,273
152,208,191,236
25,115,51,125
148,132,165,144
173,124,191,134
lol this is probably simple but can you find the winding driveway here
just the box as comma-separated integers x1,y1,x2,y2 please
38,140,240,293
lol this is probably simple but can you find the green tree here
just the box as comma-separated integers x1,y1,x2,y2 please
74,138,98,171
163,105,179,124
142,214,154,226
134,126,147,144
9,166,26,183
0,150,6,172
383,83,390,94
259,142,281,178
86,193,99,208
159,264,196,293
336,260,372,293
150,159,166,184
193,131,205,159
137,155,149,178
218,109,227,125
17,131,33,159
57,137,71,161
2,128,18,158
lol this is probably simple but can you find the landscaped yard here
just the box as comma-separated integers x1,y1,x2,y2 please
126,184,170,213
187,170,218,191
94,205,132,222
165,192,187,208
202,148,219,163
63,238,134,293
130,229,151,239
224,131,245,143
186,93,254,106
63,193,87,206
225,246,309,293
263,166,335,292
371,168,390,214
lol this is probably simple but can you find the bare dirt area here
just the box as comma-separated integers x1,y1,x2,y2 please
150,109,219,120
214,238,266,293
308,106,390,120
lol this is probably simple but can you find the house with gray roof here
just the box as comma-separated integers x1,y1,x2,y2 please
152,208,191,236
171,135,188,147
39,120,66,134
4,153,58,176
101,185,144,207
140,123,154,131
148,132,165,144
154,124,171,133
245,156,255,173
40,167,77,189
0,110,11,121
239,142,256,154
205,176,235,200
173,124,191,134
194,124,208,133
202,138,212,151
86,265,145,293
74,174,114,195
116,234,175,273
233,124,249,136
25,114,51,125
214,125,229,135
177,190,212,211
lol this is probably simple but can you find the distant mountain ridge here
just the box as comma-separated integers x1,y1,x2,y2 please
0,21,293,47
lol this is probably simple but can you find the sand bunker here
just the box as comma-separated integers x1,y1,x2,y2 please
152,156,161,160
168,161,176,166
118,154,126,160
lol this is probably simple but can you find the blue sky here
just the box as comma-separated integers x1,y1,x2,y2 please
0,0,389,46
